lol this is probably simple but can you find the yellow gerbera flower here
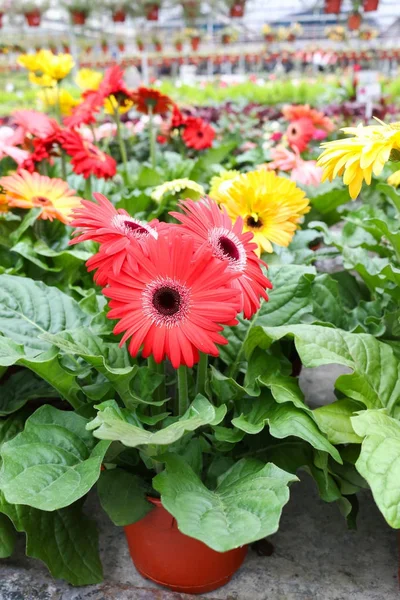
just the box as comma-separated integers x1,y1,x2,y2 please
0,170,83,224
151,178,205,203
104,95,133,115
218,170,310,254
17,52,43,72
29,72,57,88
75,68,103,91
387,170,400,188
317,120,400,199
209,170,240,203
38,88,80,116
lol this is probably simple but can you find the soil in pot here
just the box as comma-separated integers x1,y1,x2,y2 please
124,498,248,594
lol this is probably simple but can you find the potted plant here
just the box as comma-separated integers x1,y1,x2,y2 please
358,24,378,40
136,34,145,51
185,27,202,51
17,0,49,26
227,0,246,18
101,38,109,53
62,0,91,25
61,37,71,53
103,0,134,22
173,31,185,52
348,10,362,31
324,0,342,12
363,0,378,10
262,24,275,42
152,32,163,52
221,26,238,45
180,0,200,20
117,37,126,52
143,0,161,21
288,22,303,41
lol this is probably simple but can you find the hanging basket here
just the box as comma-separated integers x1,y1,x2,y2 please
124,498,248,595
181,1,199,20
229,1,245,18
71,10,87,25
112,9,126,22
145,4,159,20
348,11,362,31
363,0,379,10
190,37,200,51
324,0,342,13
24,10,41,27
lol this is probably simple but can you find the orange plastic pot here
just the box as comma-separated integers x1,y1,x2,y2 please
112,9,126,22
124,498,248,594
24,10,41,26
71,10,86,25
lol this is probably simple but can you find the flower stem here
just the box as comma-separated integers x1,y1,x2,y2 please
113,106,129,185
148,106,156,169
147,356,166,409
84,175,92,200
178,365,189,416
195,353,208,397
60,150,67,181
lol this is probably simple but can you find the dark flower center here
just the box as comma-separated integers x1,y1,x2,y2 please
246,215,263,229
289,125,298,136
153,286,181,316
124,220,149,235
197,131,204,138
33,195,51,206
218,236,240,261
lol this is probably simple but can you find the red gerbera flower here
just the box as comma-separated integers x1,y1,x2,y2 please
64,90,103,128
70,192,158,285
182,117,215,150
285,118,315,153
132,86,173,115
104,228,241,368
171,198,272,319
61,130,117,180
98,65,133,108
12,110,57,141
19,123,68,172
171,105,185,128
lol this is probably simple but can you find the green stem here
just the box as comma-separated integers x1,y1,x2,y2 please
177,365,189,417
228,310,259,380
147,356,166,408
55,83,62,124
60,151,67,181
195,353,208,397
114,106,129,185
148,106,156,169
84,175,92,200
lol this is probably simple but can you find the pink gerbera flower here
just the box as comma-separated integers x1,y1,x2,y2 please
170,198,272,319
70,192,158,285
104,228,241,368
285,118,315,153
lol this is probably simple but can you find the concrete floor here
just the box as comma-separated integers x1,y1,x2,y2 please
0,366,398,600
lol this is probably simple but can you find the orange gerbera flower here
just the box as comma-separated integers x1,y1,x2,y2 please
0,170,83,224
132,87,173,115
282,104,334,133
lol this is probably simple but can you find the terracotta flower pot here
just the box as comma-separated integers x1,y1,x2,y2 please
24,10,41,27
145,4,159,21
0,12,3,29
230,1,245,18
101,43,109,52
363,0,378,10
222,34,231,44
348,11,362,31
264,34,274,42
191,37,200,51
155,42,162,52
112,9,126,22
124,498,248,594
71,10,87,25
324,0,342,13
175,42,183,52
118,42,125,52
62,44,70,53
137,42,144,51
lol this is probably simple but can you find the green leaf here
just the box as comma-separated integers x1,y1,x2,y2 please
0,406,109,511
190,142,236,181
0,337,82,407
313,399,364,444
153,454,297,552
0,370,56,416
0,513,15,558
97,469,152,526
352,410,400,528
247,324,400,415
88,395,226,448
232,392,341,462
9,208,42,244
0,275,90,357
377,182,400,212
0,494,103,585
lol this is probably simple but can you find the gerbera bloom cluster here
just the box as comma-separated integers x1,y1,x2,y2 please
162,106,216,150
210,169,310,254
0,170,83,224
70,194,272,367
317,120,400,199
283,104,335,152
18,49,75,86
